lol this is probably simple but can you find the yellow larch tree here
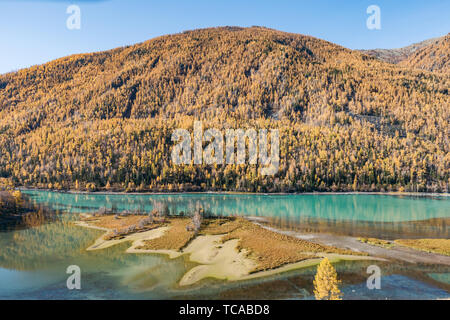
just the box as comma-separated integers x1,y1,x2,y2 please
313,257,342,300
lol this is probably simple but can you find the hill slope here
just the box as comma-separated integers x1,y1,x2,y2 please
0,27,448,192
361,34,450,73
399,34,450,73
360,37,441,64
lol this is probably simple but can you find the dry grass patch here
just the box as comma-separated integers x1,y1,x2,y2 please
395,239,450,256
222,218,362,272
198,217,241,235
83,215,147,230
358,237,394,248
82,214,367,273
81,214,164,240
137,218,194,251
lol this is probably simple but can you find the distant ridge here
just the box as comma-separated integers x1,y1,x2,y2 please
399,33,450,73
361,34,449,73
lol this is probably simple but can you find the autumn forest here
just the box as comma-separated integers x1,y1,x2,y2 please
0,27,448,193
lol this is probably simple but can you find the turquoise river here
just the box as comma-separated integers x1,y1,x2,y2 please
0,190,448,300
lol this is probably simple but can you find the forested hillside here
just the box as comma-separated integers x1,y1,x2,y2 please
0,27,448,192
360,36,441,65
362,33,449,73
399,34,450,73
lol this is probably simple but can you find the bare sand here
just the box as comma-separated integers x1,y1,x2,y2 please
178,235,257,286
128,233,258,285
74,220,170,251
74,219,382,286
73,220,110,232
129,231,378,286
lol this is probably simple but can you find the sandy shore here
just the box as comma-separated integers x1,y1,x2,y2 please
177,235,257,286
253,221,450,266
74,220,169,251
73,220,110,232
75,220,261,284
129,231,382,286
237,253,382,282
74,218,382,286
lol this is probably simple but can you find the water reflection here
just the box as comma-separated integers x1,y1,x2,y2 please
22,191,450,239
0,191,448,299
265,216,450,239
0,216,193,299
191,260,450,300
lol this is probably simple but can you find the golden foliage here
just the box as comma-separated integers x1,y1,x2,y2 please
399,34,450,73
0,27,448,192
12,190,23,204
313,257,342,300
0,191,56,231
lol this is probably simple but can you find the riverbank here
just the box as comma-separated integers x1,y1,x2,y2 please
249,220,450,266
19,187,450,197
0,190,56,231
75,214,376,286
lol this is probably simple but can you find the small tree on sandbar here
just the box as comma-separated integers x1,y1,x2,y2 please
192,210,203,233
313,258,342,300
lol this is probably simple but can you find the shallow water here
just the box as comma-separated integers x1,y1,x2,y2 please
0,191,448,300
22,191,450,238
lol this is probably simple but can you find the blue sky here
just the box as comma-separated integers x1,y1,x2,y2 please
0,0,449,74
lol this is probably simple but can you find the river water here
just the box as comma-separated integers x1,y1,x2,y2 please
0,191,448,300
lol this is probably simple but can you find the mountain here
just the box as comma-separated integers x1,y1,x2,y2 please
360,37,441,64
399,33,450,73
0,27,448,193
361,34,450,73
